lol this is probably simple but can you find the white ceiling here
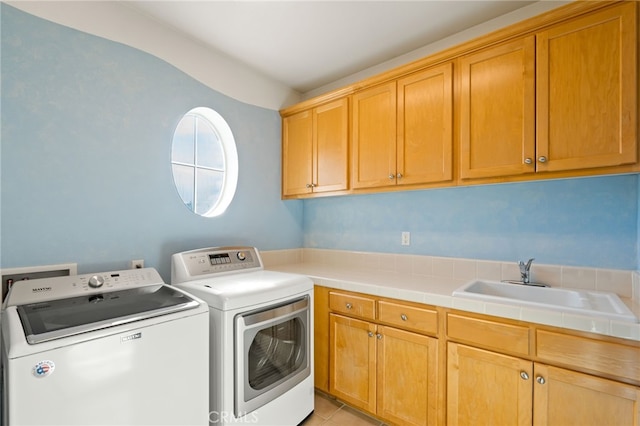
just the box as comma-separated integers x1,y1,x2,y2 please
124,1,537,94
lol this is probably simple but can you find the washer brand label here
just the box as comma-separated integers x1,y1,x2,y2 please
32,360,55,378
121,332,142,343
32,287,52,293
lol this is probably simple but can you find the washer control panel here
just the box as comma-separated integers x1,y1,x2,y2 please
171,246,263,282
4,268,164,306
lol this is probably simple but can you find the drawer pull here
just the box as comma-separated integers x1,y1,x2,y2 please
536,376,546,385
520,371,530,380
346,303,352,310
400,314,408,321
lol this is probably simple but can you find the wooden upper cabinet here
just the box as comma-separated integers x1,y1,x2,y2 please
397,63,453,185
459,36,536,179
282,98,348,197
313,98,349,193
283,2,638,195
352,63,454,189
351,82,397,189
282,110,313,196
536,2,637,172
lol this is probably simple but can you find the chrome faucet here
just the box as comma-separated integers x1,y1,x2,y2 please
518,258,535,284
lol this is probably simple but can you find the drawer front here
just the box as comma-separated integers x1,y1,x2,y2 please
377,300,437,335
536,330,640,383
329,291,376,320
447,313,530,356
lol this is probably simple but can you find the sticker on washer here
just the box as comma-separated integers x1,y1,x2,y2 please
32,360,55,378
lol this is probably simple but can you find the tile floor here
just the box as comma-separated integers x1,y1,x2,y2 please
300,392,388,426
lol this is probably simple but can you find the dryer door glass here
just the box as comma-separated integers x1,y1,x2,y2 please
235,295,311,416
248,317,304,390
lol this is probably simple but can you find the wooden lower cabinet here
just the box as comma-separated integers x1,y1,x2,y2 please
329,314,377,413
448,342,640,426
533,364,640,426
329,313,438,425
447,343,532,426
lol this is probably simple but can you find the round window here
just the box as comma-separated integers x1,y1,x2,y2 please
171,107,238,217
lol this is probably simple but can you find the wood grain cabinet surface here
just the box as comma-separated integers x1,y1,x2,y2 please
458,36,536,180
282,98,348,197
536,2,637,173
351,82,398,189
327,290,439,425
281,1,638,198
317,286,640,426
351,64,454,190
446,311,640,426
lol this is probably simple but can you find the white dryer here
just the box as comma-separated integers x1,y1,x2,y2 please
2,268,209,426
171,247,314,426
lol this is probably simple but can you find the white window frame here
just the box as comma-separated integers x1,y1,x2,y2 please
171,107,238,217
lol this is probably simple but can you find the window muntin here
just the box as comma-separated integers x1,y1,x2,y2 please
171,107,238,217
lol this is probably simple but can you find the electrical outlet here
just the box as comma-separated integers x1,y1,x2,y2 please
130,259,144,269
401,232,411,246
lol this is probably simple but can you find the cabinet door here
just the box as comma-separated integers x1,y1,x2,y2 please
314,286,331,392
447,343,532,426
536,2,637,172
397,63,453,185
314,98,349,193
329,314,377,413
459,36,536,179
377,326,437,426
282,110,313,196
533,364,640,426
351,82,397,189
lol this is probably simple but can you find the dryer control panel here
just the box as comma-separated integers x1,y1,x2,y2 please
171,246,263,283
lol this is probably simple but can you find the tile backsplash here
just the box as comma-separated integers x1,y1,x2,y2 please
262,248,638,300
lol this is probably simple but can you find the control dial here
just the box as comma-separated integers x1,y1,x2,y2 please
236,251,247,261
88,275,105,288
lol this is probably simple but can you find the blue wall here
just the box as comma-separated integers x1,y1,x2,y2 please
304,175,638,270
0,5,303,280
2,5,638,279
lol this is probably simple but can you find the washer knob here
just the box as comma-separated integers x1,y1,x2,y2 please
88,275,105,288
237,252,246,261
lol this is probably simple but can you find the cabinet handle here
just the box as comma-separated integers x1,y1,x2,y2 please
400,314,408,321
376,333,383,340
396,173,403,179
306,183,312,188
520,371,530,380
536,376,546,385
524,158,533,165
538,156,547,163
345,303,352,310
388,174,395,180
368,331,374,337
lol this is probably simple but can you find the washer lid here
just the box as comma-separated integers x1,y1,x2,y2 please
17,284,200,344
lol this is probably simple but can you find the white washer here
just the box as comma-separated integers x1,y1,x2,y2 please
171,247,314,426
1,268,209,426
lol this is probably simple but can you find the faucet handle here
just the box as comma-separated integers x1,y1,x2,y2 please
519,258,535,271
518,258,535,284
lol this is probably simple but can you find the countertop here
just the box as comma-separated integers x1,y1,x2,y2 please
269,262,640,342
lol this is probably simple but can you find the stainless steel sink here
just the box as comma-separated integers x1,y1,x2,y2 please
452,280,638,323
